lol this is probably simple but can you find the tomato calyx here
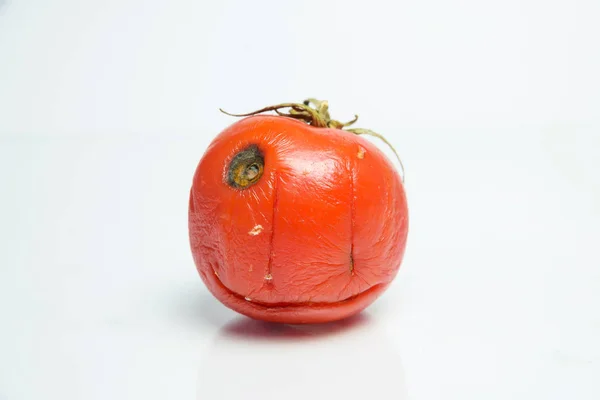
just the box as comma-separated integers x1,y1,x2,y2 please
220,99,406,182
219,98,356,129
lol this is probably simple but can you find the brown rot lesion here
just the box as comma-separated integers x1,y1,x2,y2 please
227,144,265,189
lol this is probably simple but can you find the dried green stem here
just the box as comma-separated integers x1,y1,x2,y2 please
220,99,406,182
219,103,328,128
347,128,405,182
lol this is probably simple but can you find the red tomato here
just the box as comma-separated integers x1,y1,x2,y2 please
188,101,408,324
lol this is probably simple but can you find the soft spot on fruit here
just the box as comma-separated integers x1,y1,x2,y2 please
248,224,263,236
357,146,366,159
264,273,273,281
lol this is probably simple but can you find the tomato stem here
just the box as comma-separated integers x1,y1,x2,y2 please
219,99,405,182
347,128,405,182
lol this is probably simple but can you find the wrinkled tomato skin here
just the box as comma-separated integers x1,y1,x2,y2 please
189,115,408,324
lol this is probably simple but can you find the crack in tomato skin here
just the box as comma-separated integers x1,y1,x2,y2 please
217,273,384,308
213,265,383,307
349,153,357,275
266,171,279,283
200,262,390,324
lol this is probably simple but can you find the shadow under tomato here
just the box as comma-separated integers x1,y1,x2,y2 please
196,312,407,400
162,280,379,337
221,312,372,342
160,282,234,330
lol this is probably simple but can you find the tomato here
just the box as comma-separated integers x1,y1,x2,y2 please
188,100,408,324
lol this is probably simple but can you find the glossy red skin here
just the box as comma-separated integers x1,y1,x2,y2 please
189,115,408,323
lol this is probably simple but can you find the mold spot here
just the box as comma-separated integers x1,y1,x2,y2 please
248,224,263,236
357,146,366,159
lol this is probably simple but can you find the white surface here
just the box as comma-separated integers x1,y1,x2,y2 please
1,1,600,399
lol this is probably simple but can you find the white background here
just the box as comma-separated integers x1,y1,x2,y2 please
1,0,599,399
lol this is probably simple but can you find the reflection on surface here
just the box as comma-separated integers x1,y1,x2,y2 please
197,313,406,400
